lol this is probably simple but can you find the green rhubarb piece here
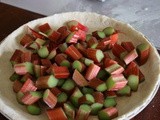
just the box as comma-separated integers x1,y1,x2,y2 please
98,110,110,120
120,51,128,60
10,73,20,82
57,79,65,87
57,92,68,103
96,83,107,92
29,42,39,50
91,103,103,115
60,60,70,68
30,91,42,98
105,63,121,74
16,91,24,104
80,94,95,104
128,75,139,91
96,50,104,63
77,104,91,120
37,46,49,58
97,70,110,81
90,43,98,49
103,27,115,36
70,87,83,107
82,87,94,94
136,43,150,52
47,49,56,60
25,62,34,75
34,65,41,78
84,58,94,66
86,34,92,42
104,98,117,108
66,32,75,43
27,104,41,115
72,60,83,72
47,75,59,88
63,102,75,119
35,38,46,46
59,43,68,52
61,79,75,91
106,76,115,91
117,85,131,96
96,31,106,39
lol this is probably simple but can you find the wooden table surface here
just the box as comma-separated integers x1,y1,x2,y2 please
0,2,159,120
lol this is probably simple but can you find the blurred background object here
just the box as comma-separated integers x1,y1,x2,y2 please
1,0,160,48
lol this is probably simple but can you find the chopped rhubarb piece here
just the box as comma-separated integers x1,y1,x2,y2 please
78,94,95,105
93,92,104,104
59,43,68,53
98,107,118,120
121,42,135,52
57,26,68,33
48,31,61,42
116,85,131,96
47,41,58,52
75,43,87,56
127,75,139,91
106,74,128,91
10,72,21,82
63,102,75,120
36,75,58,89
139,70,145,83
43,89,57,108
47,49,57,60
86,34,92,42
75,104,91,120
124,62,139,77
114,57,126,68
37,46,49,58
28,27,45,39
10,49,23,65
38,23,51,33
77,29,86,41
55,54,70,68
87,37,98,48
97,69,110,81
20,72,32,82
65,32,79,43
85,63,100,81
103,51,111,59
104,91,117,98
31,53,41,65
67,20,88,32
20,78,37,93
27,104,41,115
41,59,52,67
123,49,138,65
136,43,150,65
87,48,104,63
81,57,94,66
46,107,67,120
58,30,70,43
103,27,115,36
57,79,65,87
96,38,111,51
109,33,118,46
20,34,34,48
88,78,107,92
50,87,61,96
21,91,42,105
21,51,32,62
61,79,75,92
57,92,68,103
82,87,94,94
65,45,82,60
87,115,99,120
104,98,117,108
92,31,106,39
13,80,23,93
70,87,83,107
91,103,103,115
16,91,24,104
112,43,128,59
50,66,70,79
34,65,47,78
72,60,86,72
72,69,88,87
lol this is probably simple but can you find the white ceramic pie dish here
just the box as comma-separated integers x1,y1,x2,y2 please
0,12,159,120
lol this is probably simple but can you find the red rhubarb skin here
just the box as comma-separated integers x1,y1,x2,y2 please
54,54,66,65
13,80,23,93
65,45,82,60
93,92,104,104
21,52,32,63
46,107,68,120
110,33,118,45
76,29,86,41
28,27,45,39
50,87,62,96
38,23,51,33
121,42,135,52
21,92,41,105
43,89,57,109
96,38,111,51
112,43,127,58
76,43,87,56
87,37,98,48
48,31,61,42
137,48,150,66
85,63,100,81
10,49,23,64
69,20,88,32
14,64,28,75
20,34,34,48
72,69,88,87
88,78,105,90
51,66,70,79
20,78,37,93
41,59,52,67
75,107,90,120
31,53,41,65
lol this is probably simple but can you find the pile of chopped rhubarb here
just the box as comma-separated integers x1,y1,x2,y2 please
10,20,150,120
